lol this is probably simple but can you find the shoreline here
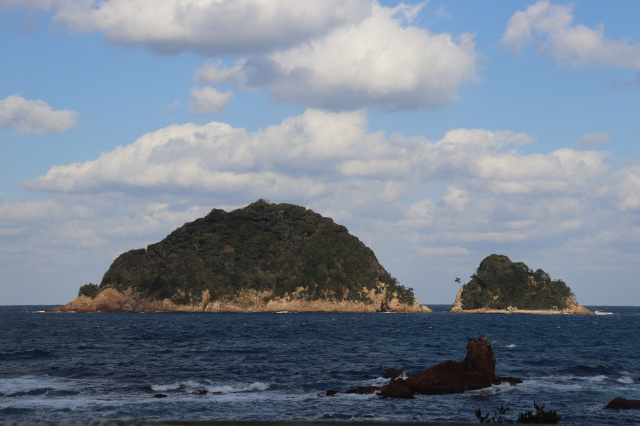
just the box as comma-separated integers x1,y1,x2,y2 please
448,308,585,315
447,289,595,315
49,288,432,314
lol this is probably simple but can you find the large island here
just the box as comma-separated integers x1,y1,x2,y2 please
449,254,593,314
54,200,430,313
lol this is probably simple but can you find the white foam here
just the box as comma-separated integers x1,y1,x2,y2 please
588,375,608,382
151,380,269,394
205,385,236,394
0,376,72,396
150,383,181,392
246,382,269,391
617,376,634,384
205,381,269,394
505,344,517,348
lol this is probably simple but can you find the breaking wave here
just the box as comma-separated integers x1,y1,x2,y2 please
150,380,269,395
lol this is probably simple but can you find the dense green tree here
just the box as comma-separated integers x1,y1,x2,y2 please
93,200,416,307
78,283,99,299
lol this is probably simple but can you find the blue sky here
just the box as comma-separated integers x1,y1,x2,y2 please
1,0,639,306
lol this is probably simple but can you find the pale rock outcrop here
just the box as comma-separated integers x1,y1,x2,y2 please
53,284,431,313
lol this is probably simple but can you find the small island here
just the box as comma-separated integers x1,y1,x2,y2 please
54,200,430,313
449,254,593,314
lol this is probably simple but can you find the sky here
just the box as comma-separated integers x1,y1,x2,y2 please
1,0,639,306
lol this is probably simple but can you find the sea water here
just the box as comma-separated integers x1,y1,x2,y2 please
1,305,639,424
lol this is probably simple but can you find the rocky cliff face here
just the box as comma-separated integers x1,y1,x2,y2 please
53,286,431,313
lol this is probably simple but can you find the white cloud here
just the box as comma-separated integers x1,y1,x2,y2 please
189,86,234,114
417,246,470,256
0,94,78,134
578,132,611,147
237,4,479,109
502,1,640,69
441,185,469,212
22,110,617,207
26,0,373,56
193,60,247,85
23,110,393,198
611,165,640,211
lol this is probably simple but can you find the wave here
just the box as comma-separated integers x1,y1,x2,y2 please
0,376,74,398
505,344,517,348
150,380,269,395
617,376,634,384
562,363,615,377
0,349,53,361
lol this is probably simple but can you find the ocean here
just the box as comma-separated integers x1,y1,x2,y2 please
1,305,638,424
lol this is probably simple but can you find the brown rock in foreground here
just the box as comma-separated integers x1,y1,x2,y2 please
336,335,520,399
379,335,520,397
604,398,640,410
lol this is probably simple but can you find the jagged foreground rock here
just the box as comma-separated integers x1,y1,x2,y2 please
604,398,640,410
330,335,521,398
54,200,430,313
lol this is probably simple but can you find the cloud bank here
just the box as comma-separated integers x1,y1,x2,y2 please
5,109,638,304
22,109,628,221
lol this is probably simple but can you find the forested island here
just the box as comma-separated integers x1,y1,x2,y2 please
449,254,593,314
54,200,429,313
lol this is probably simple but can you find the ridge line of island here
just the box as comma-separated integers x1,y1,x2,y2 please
51,200,594,315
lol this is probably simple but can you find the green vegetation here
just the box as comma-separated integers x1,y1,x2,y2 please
93,200,415,306
461,254,575,310
476,402,561,424
516,402,562,424
78,283,100,299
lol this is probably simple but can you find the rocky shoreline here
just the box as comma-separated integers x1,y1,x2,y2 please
50,287,432,313
448,289,594,315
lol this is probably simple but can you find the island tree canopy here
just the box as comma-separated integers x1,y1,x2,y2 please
97,200,415,306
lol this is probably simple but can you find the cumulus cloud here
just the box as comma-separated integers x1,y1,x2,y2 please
16,0,372,56
23,110,384,196
193,60,247,85
188,86,234,114
502,1,640,69
23,109,620,216
578,132,611,147
231,4,479,109
0,94,78,134
610,165,640,211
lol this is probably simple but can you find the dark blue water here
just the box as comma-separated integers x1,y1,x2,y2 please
1,305,639,424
